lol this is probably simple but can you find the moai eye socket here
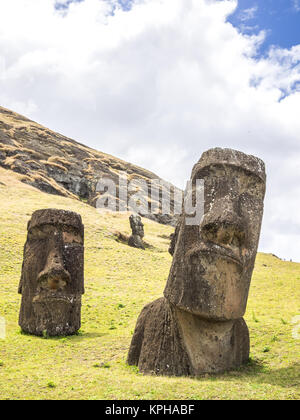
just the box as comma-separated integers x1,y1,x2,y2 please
62,230,83,244
27,226,48,241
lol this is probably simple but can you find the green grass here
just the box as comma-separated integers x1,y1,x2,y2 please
0,168,299,400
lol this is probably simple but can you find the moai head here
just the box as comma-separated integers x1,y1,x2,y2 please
18,209,84,336
129,215,144,238
164,148,266,321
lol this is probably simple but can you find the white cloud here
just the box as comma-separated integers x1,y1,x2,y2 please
293,0,300,12
0,0,300,261
238,5,258,22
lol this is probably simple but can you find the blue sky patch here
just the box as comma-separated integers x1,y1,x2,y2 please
117,0,134,11
227,0,300,55
55,0,134,12
55,0,84,10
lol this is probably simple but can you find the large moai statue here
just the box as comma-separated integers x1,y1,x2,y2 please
128,148,266,375
18,209,84,336
128,214,145,250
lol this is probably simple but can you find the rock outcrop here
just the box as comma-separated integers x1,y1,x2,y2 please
0,106,180,226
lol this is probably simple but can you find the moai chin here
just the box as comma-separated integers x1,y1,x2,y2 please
128,214,145,250
128,148,266,375
18,209,84,336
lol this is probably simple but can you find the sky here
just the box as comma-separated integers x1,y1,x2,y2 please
228,0,300,54
0,0,299,261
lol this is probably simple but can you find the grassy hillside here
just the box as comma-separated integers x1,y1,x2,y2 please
0,167,299,400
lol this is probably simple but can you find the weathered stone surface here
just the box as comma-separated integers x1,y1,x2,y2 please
128,215,145,250
164,148,266,320
128,148,266,375
127,298,192,376
128,298,249,376
168,217,182,256
18,209,84,336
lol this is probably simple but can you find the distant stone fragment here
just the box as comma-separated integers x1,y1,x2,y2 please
128,148,266,375
128,214,145,250
18,209,84,336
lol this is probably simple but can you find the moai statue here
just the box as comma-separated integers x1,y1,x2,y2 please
18,209,84,336
128,148,266,375
128,214,145,250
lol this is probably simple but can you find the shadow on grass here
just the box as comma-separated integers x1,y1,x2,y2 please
194,357,300,389
19,329,107,342
57,332,108,342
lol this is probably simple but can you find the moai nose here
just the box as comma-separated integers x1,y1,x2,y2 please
200,195,246,247
37,231,71,290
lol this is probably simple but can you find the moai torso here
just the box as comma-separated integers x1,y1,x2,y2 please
128,148,266,375
18,209,84,336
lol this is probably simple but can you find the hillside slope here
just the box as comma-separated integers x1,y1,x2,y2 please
0,167,299,400
0,106,180,225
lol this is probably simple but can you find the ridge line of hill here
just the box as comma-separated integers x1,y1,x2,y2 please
0,106,180,226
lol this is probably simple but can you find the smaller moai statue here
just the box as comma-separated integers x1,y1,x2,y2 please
128,214,145,250
18,209,84,336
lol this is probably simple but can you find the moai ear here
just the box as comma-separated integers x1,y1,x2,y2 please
18,261,24,294
168,215,183,256
19,218,32,294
